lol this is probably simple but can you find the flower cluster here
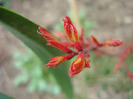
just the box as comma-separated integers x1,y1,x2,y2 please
37,16,123,77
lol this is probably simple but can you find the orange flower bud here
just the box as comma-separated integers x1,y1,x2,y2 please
102,39,123,47
45,56,67,68
45,54,74,68
62,16,79,43
69,53,85,77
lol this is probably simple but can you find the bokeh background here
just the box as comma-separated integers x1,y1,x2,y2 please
0,0,133,99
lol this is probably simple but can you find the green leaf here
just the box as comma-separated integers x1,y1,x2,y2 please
13,73,29,86
0,7,73,99
0,92,13,99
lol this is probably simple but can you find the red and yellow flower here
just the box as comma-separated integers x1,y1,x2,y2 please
45,56,67,68
62,16,79,43
69,53,85,77
101,39,123,47
37,16,123,77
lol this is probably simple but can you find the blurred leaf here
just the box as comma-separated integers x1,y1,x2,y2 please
13,73,29,86
0,7,73,99
79,11,86,21
54,20,64,32
13,47,60,94
38,79,47,92
82,20,94,29
48,84,61,95
28,78,38,93
31,66,42,77
0,92,13,99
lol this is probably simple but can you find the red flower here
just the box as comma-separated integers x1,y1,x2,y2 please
37,27,60,42
45,54,73,68
69,53,86,77
37,16,123,78
102,39,123,47
62,16,79,43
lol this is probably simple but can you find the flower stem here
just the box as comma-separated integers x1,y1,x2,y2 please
70,0,81,32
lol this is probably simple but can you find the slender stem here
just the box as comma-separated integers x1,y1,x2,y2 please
70,0,81,32
84,44,122,57
95,49,121,57
123,62,131,74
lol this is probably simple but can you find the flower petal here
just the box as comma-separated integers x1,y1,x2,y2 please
69,53,85,77
48,40,72,53
45,55,67,68
62,16,79,42
37,27,60,42
102,39,123,47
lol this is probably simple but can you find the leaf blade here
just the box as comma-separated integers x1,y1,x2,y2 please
0,92,14,99
0,7,73,99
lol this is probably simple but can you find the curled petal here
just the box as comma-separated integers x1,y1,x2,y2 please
45,54,74,68
48,40,72,53
37,27,60,42
69,53,85,77
45,56,67,68
62,16,79,42
102,39,123,47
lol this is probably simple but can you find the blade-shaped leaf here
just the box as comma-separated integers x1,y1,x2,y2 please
0,7,73,99
0,92,14,99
